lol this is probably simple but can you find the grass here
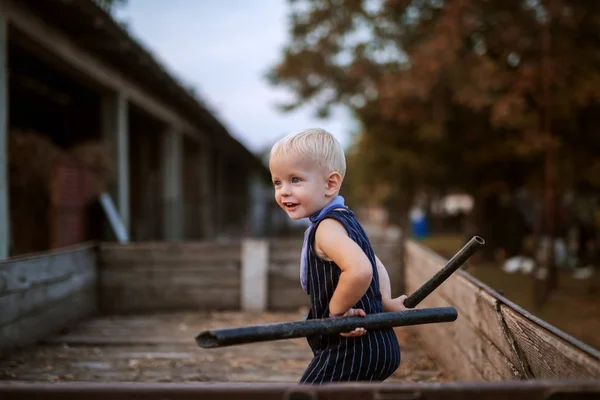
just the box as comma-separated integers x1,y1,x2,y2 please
418,233,600,351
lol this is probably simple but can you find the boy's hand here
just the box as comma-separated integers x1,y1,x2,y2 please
333,308,367,337
383,294,411,312
393,294,409,311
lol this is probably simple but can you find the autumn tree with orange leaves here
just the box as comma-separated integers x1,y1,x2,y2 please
268,0,600,238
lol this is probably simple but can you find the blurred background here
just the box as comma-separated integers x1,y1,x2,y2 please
1,0,598,351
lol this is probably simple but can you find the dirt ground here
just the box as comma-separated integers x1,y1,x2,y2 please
0,311,447,383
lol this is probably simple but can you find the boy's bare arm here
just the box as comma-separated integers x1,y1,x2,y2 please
315,219,373,316
375,255,408,312
375,255,392,300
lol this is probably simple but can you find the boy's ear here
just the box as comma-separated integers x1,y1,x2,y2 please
325,172,342,196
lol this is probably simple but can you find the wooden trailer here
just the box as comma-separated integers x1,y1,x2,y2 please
1,1,597,396
0,237,598,399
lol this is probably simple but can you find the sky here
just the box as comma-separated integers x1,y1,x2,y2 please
116,0,355,154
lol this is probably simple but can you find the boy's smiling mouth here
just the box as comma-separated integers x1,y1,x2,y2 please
283,202,299,211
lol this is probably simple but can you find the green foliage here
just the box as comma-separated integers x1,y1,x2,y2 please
268,0,600,213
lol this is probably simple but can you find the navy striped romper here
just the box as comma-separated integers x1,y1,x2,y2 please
300,209,401,384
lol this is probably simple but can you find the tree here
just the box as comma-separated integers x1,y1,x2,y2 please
268,0,600,234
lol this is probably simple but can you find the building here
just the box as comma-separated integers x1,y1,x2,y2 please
0,0,276,258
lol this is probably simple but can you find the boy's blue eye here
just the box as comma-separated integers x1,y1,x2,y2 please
273,181,281,186
292,177,300,183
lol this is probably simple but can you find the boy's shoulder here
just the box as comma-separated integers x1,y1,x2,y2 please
317,208,355,225
316,208,365,235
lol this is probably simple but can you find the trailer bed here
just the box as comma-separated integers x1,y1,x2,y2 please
0,311,446,383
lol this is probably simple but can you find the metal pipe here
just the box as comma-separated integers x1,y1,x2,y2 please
404,235,485,309
196,307,458,349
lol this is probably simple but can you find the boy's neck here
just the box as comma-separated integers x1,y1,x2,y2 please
309,195,346,222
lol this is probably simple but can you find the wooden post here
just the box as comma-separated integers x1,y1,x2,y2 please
241,239,269,311
214,151,226,237
199,143,214,239
0,13,9,259
161,128,183,241
248,171,267,237
101,92,130,236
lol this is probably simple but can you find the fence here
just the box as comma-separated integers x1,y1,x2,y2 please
99,241,242,313
98,238,404,314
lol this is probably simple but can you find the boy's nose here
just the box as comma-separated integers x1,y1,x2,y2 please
280,184,292,196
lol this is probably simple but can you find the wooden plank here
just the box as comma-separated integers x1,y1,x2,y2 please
405,240,600,380
269,261,299,279
405,268,518,381
269,242,302,262
99,285,240,300
100,241,241,252
372,241,403,297
101,262,241,272
100,266,239,288
267,239,403,310
0,257,75,294
0,244,97,354
267,243,300,309
0,288,96,355
269,250,301,263
501,306,600,379
268,249,308,309
100,288,239,313
99,242,241,313
405,241,528,373
99,244,242,256
0,265,96,327
405,328,483,382
100,278,239,290
241,239,268,312
0,245,96,294
268,273,309,311
0,311,446,383
269,239,303,252
268,242,400,271
268,292,309,311
100,245,240,266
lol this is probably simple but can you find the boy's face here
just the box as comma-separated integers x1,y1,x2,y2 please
269,153,337,220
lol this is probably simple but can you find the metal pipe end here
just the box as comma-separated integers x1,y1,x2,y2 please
195,331,219,349
448,307,459,321
473,236,485,245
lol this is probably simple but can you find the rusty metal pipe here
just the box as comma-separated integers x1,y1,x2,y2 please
404,235,485,309
196,307,457,348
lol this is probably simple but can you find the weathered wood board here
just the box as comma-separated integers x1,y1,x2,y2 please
0,311,446,383
99,242,242,313
268,240,306,311
0,243,97,356
404,240,600,381
267,239,403,311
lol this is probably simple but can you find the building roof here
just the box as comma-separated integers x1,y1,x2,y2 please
19,0,268,175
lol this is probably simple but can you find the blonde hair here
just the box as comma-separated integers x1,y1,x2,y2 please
269,128,346,178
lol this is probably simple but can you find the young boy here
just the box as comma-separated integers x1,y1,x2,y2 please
269,128,409,385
